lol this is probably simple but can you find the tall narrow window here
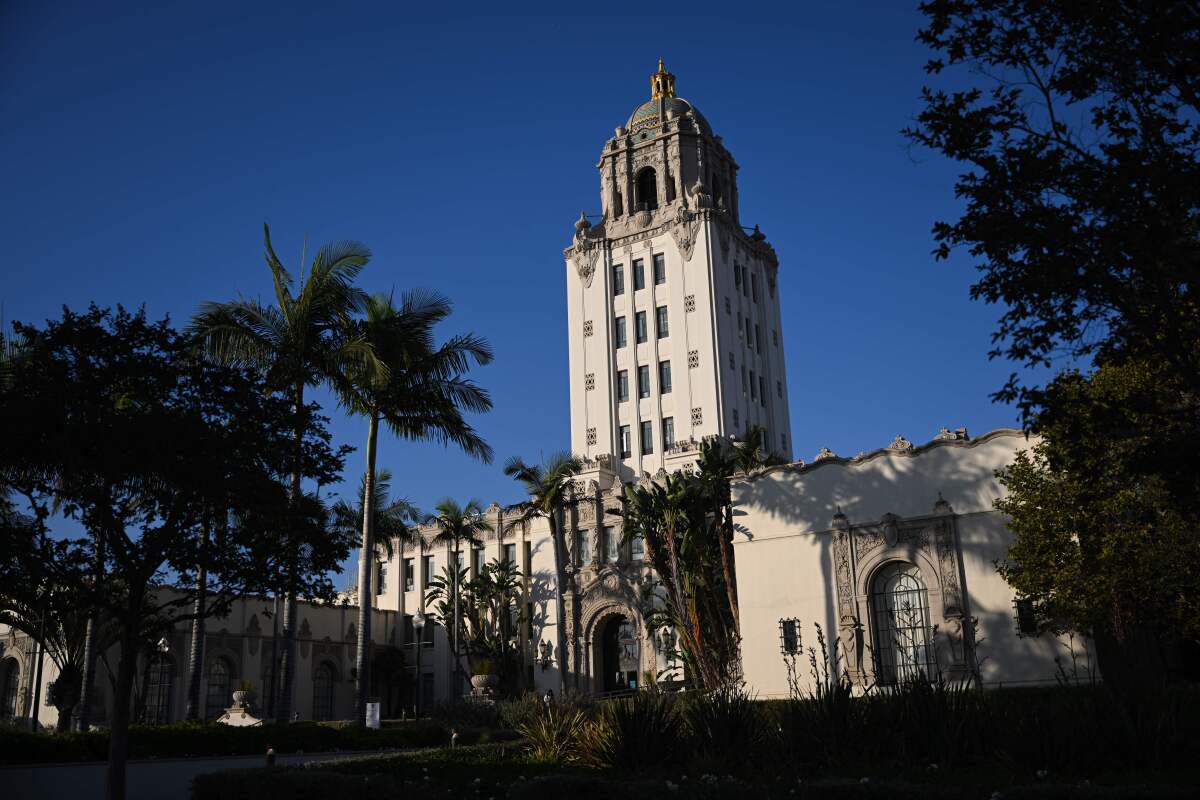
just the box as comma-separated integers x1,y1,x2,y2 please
779,618,801,655
652,253,666,284
637,365,650,399
742,267,749,297
615,316,627,348
403,614,415,645
603,525,619,563
205,657,232,720
313,662,335,721
616,370,629,402
640,420,653,455
751,273,758,302
760,376,767,407
0,659,18,720
734,264,742,289
656,306,668,339
404,558,414,591
633,259,645,290
376,562,387,594
750,370,757,401
503,543,517,566
741,366,748,397
756,324,763,352
143,654,174,724
777,380,783,399
658,360,672,393
662,416,675,449
871,562,934,686
725,296,731,315
635,168,658,211
773,329,779,347
612,264,625,296
422,555,434,586
635,311,647,343
577,529,592,565
745,317,753,346
473,547,486,577
620,425,631,458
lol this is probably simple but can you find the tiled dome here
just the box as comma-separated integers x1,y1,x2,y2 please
626,96,711,136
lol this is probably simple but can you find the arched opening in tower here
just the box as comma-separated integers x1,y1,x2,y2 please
635,167,659,212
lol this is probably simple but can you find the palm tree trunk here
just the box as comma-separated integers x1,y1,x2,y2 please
184,520,209,720
105,599,141,800
717,496,740,632
354,412,379,727
548,513,569,692
76,526,106,732
275,385,305,724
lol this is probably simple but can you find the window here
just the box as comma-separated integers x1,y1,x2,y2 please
737,311,742,336
779,618,801,655
503,543,517,567
403,614,414,645
637,365,650,399
312,662,335,721
662,416,675,450
640,420,653,455
733,408,740,428
376,562,387,594
655,306,668,339
631,533,645,561
745,317,753,346
777,380,783,399
143,654,174,724
422,619,435,647
421,672,435,707
205,657,232,720
616,370,629,402
577,529,591,565
741,366,748,397
750,370,757,401
751,273,758,302
653,253,665,284
422,555,434,586
633,259,645,290
0,659,18,720
781,433,787,451
773,329,779,347
635,168,658,211
742,267,749,297
760,376,767,407
725,296,731,315
870,562,934,686
603,525,619,563
473,547,486,576
756,324,763,352
734,264,742,288
635,311,647,343
729,352,735,370
404,558,414,591
620,425,631,458
615,316,627,348
1015,598,1038,636
612,264,624,296
658,360,672,393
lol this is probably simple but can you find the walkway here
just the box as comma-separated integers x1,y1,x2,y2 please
1,749,399,800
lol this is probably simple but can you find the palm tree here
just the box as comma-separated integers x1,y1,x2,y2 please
502,453,583,691
329,469,422,564
188,223,373,723
425,499,493,695
332,291,492,725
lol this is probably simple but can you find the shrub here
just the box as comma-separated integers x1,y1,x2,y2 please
518,706,589,764
499,692,545,731
582,691,682,770
683,688,768,774
429,698,501,729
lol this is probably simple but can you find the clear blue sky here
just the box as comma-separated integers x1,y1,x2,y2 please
1,2,1030,579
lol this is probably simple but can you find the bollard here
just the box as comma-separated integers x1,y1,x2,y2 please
265,745,276,768
450,729,459,749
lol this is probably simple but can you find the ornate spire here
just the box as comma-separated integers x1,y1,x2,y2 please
650,58,676,100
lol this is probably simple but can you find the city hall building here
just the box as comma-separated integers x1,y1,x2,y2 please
1,63,1071,729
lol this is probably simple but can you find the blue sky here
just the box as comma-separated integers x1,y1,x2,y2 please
1,2,1033,579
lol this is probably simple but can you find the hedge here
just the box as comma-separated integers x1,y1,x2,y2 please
0,719,470,766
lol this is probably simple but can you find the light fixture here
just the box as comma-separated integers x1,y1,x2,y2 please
537,640,554,671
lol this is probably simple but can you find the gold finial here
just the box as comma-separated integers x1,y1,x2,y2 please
650,59,676,100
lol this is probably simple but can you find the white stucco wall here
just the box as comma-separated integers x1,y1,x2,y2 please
733,429,1078,698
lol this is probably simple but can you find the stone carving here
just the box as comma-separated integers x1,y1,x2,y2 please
567,213,603,287
815,447,837,461
935,426,970,441
683,294,696,312
833,531,855,623
586,427,597,446
882,513,899,547
583,320,593,337
691,407,703,426
687,349,699,368
584,373,595,391
669,206,700,262
936,521,963,615
889,434,914,451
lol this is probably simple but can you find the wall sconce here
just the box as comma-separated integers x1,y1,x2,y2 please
537,640,554,671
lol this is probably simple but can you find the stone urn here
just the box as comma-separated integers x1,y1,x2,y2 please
470,674,500,691
232,689,248,707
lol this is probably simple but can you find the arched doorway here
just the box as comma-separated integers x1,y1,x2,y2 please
599,615,639,693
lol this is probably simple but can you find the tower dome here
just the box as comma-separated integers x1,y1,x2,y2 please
624,60,712,136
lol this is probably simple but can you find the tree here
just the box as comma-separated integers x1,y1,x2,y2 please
0,306,351,800
331,291,492,726
329,469,422,563
503,453,583,691
425,498,493,693
189,223,371,724
905,1,1200,419
995,357,1200,687
425,558,525,689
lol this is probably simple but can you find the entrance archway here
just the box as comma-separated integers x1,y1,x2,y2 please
598,615,639,693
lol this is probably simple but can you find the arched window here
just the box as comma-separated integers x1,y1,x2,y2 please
1,658,19,720
143,654,174,724
313,662,335,721
870,562,934,685
205,657,232,719
635,168,658,211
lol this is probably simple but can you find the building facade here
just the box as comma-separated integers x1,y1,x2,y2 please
0,64,1072,730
